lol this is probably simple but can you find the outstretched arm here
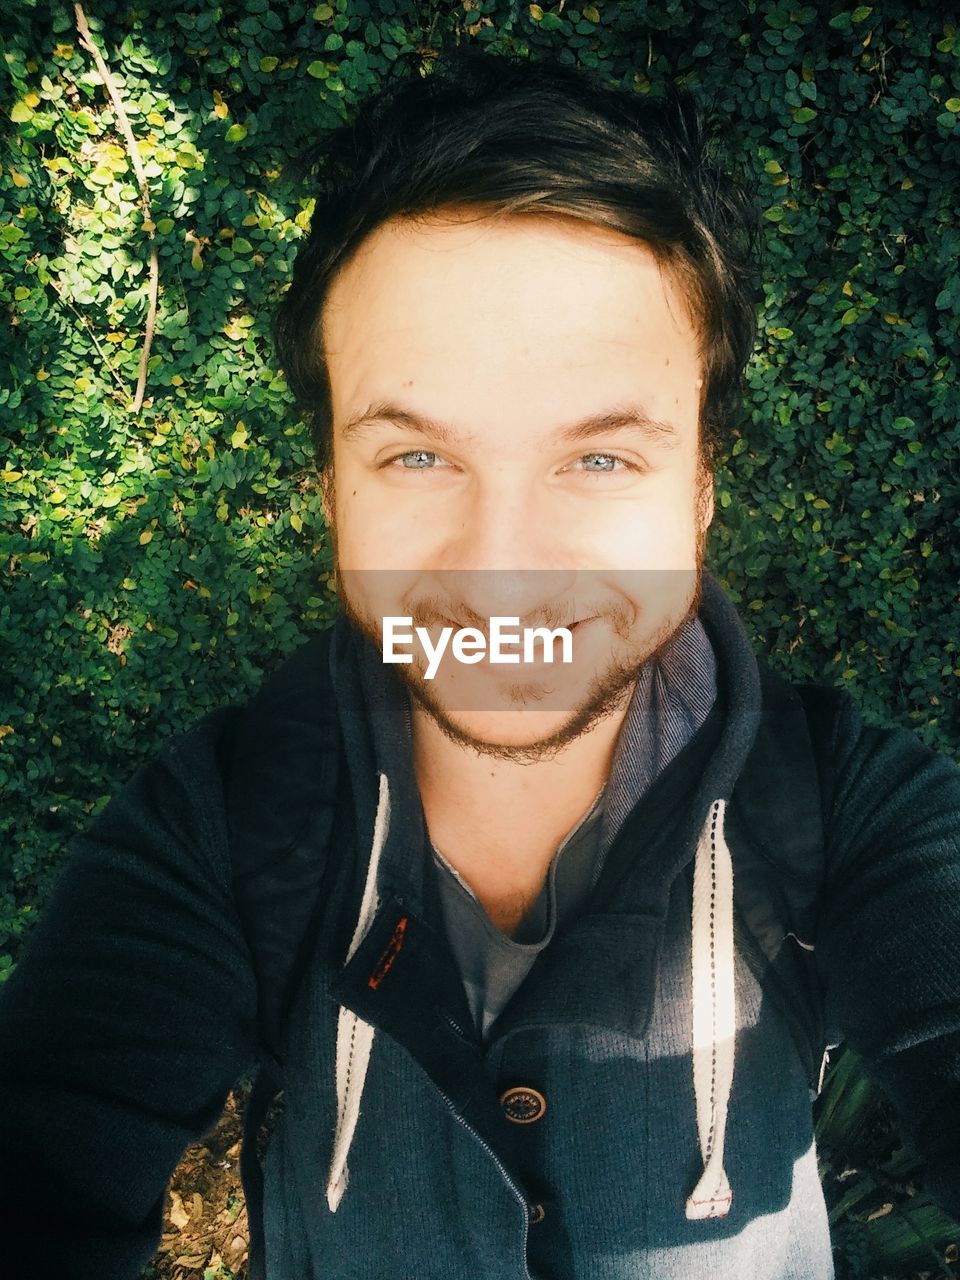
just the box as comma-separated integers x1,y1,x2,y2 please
0,706,259,1279
815,693,960,1222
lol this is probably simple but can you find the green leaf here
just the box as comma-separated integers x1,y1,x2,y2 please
10,102,33,123
259,55,280,73
306,61,328,78
225,123,248,143
851,5,872,20
840,308,859,325
791,107,817,124
945,98,960,112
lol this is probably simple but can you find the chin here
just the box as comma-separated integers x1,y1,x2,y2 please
404,656,644,762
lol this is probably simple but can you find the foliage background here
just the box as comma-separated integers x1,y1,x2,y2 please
1,0,958,1276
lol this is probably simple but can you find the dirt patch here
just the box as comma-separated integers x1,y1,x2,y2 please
140,1087,250,1280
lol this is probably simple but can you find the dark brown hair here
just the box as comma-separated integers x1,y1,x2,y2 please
273,48,761,470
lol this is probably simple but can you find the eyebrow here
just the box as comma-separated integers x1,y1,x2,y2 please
340,400,682,449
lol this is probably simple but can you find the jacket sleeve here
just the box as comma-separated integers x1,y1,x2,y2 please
815,692,960,1222
0,706,260,1280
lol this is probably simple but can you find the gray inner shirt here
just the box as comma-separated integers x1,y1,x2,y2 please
429,784,607,1039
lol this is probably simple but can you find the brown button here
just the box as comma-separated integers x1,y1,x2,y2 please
499,1085,547,1124
528,1202,546,1224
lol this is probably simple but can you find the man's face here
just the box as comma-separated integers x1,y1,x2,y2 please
319,208,714,758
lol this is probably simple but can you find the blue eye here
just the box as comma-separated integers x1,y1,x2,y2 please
578,453,621,472
397,450,439,469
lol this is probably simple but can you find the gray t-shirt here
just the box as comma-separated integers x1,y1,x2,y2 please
430,784,606,1038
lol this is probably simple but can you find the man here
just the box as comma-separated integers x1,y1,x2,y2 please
2,49,959,1280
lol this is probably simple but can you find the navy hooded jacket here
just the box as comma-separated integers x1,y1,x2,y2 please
1,571,959,1279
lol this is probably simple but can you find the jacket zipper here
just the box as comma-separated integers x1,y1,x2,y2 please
436,1089,534,1280
400,694,533,1276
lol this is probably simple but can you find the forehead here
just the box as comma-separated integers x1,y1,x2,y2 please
320,209,703,420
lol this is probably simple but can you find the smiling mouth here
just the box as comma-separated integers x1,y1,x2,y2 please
431,616,596,632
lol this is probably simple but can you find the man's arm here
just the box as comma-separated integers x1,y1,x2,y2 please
815,692,960,1221
0,707,259,1279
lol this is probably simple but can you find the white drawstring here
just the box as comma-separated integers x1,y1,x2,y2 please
685,797,737,1220
326,772,391,1212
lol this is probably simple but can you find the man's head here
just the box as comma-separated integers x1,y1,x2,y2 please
273,52,760,758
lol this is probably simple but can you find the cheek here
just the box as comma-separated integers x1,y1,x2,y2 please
586,482,703,567
328,468,440,570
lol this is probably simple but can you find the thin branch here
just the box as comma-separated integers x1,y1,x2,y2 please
73,2,158,414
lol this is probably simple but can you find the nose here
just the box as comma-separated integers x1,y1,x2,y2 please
434,480,578,627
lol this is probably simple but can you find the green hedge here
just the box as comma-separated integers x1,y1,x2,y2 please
1,4,958,1271
3,0,957,955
